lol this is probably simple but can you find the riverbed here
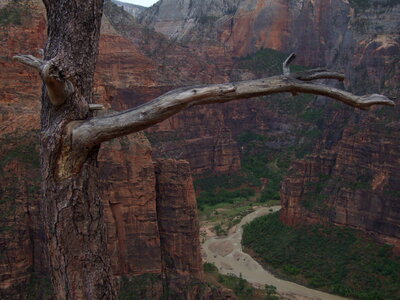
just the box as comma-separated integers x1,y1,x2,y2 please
201,206,349,300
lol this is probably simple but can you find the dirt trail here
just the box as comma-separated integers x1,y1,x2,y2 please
201,206,349,300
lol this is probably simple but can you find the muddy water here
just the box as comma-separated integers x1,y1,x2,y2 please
201,206,349,300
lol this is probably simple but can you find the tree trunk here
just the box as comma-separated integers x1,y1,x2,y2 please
40,0,116,299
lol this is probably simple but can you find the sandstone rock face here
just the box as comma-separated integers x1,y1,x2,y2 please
281,108,400,252
111,0,145,17
338,3,400,97
140,0,240,40
0,130,208,298
99,133,162,276
0,1,47,297
0,0,45,136
141,0,351,65
99,0,242,175
279,1,400,253
155,159,203,297
99,136,208,299
0,133,44,294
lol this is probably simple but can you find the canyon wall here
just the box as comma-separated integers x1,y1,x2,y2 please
281,107,400,252
140,0,400,251
280,1,400,252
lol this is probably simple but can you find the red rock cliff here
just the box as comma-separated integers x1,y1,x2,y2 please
281,107,400,252
155,159,203,298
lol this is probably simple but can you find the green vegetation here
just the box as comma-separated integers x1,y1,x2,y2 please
0,0,29,26
348,0,399,11
264,284,280,300
201,202,255,237
203,263,255,299
301,108,324,123
194,173,252,193
197,188,255,208
242,212,400,300
203,262,218,273
203,263,285,300
198,15,218,24
218,274,254,299
0,142,40,176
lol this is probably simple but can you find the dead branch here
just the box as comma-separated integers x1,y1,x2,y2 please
47,53,395,179
283,52,296,75
13,54,74,106
72,73,394,151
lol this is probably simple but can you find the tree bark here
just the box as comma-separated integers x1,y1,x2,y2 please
39,0,116,299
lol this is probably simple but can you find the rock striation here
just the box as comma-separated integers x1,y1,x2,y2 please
281,107,400,253
99,134,216,299
155,159,204,298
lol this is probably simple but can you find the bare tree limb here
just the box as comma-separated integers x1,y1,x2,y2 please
13,54,44,71
13,54,75,106
72,70,394,152
46,53,394,179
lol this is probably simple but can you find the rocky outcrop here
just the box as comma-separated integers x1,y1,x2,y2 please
139,0,240,41
140,0,351,65
155,159,203,297
99,133,162,276
111,0,146,17
281,107,400,252
0,132,44,295
277,1,400,253
0,0,45,136
99,134,212,299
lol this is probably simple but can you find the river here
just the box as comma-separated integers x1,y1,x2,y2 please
201,206,349,300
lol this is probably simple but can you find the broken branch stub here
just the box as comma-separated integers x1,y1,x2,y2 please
283,52,297,75
13,54,74,106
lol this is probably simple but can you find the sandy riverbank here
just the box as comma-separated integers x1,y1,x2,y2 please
201,206,349,300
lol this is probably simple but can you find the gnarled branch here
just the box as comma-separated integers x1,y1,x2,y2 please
72,71,394,150
56,54,394,179
13,54,75,106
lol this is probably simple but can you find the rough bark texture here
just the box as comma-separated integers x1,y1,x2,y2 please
39,0,116,299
